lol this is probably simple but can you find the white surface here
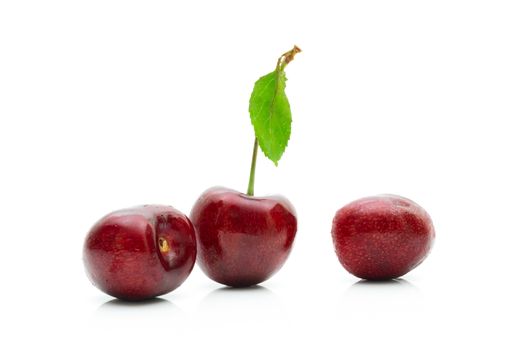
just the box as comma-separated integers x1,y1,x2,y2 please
1,1,517,349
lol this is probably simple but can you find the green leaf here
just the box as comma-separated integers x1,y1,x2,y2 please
249,70,292,166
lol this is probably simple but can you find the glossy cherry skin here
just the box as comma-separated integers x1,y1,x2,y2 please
190,187,297,287
83,205,196,300
332,195,435,280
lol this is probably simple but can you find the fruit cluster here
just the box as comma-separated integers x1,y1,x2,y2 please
83,47,435,301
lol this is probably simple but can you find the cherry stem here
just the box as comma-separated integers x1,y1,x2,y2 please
276,45,301,72
246,138,259,196
246,45,301,197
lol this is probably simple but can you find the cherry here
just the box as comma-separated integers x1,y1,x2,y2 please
332,195,435,280
190,47,301,287
83,205,196,300
190,187,296,287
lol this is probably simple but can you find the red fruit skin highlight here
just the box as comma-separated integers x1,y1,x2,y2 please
190,187,297,287
331,195,435,280
83,205,196,300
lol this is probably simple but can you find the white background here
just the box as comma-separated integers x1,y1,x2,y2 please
1,1,517,349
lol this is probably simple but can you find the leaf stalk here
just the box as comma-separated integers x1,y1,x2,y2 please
246,45,301,196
